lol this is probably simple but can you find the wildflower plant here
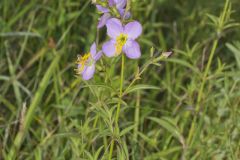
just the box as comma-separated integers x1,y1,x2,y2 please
74,0,145,157
74,0,171,159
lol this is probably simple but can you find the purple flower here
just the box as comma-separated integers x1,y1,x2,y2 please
102,18,142,59
112,0,126,9
96,0,131,28
97,12,111,28
96,4,109,13
118,8,131,19
76,43,102,80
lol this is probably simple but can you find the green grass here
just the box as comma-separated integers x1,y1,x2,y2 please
1,0,240,159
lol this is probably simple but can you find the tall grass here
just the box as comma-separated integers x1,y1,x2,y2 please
0,0,240,159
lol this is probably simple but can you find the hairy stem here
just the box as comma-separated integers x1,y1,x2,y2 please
115,54,125,123
109,54,125,159
134,90,140,142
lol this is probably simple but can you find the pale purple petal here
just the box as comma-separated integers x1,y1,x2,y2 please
98,13,111,28
90,43,96,57
82,64,95,80
114,0,127,9
123,40,141,59
124,21,142,40
106,18,123,39
102,40,116,57
77,64,86,74
118,8,131,19
77,64,84,71
108,0,115,7
96,5,109,13
94,51,103,61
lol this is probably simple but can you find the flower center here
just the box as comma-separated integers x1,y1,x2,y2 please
115,34,128,55
76,53,90,74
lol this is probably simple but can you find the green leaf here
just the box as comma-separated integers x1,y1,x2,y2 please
148,117,183,144
226,42,240,69
138,132,157,147
94,146,104,160
84,150,94,160
163,58,200,75
125,84,160,94
144,146,182,160
120,124,136,137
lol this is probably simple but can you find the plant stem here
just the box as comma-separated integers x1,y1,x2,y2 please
134,90,140,142
187,39,218,145
133,90,140,157
115,54,125,123
108,54,125,160
108,140,114,160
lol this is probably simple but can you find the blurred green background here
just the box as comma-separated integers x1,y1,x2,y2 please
0,0,240,159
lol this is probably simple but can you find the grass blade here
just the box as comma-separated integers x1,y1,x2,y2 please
6,53,61,160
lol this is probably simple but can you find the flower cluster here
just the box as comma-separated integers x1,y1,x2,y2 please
76,0,142,80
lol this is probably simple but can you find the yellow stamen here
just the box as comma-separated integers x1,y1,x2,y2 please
76,53,90,74
115,34,128,55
